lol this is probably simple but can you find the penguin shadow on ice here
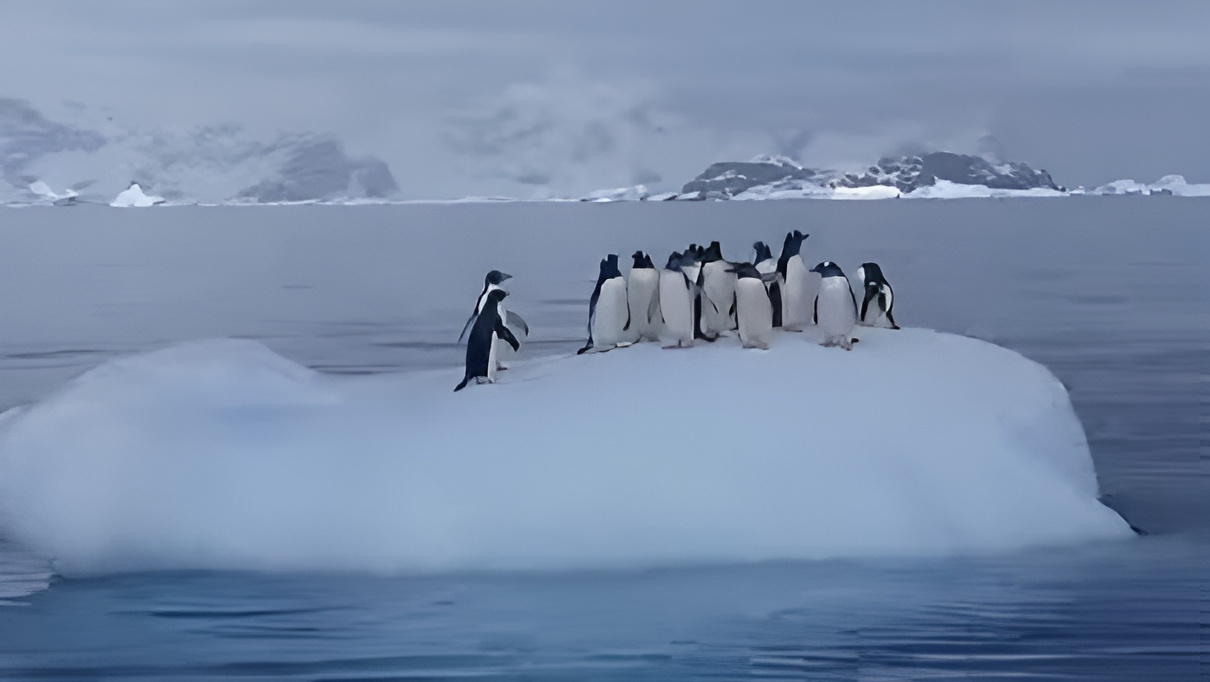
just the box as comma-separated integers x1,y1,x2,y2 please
578,254,633,354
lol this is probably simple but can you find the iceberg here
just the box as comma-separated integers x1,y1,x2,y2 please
1093,175,1210,197
905,180,1067,199
0,330,1131,575
579,185,649,202
109,182,165,207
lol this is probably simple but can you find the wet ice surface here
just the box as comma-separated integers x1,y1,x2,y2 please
0,198,1205,679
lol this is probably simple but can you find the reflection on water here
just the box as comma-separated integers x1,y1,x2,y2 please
0,200,1205,679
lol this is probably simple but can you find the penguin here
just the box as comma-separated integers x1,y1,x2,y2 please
578,254,631,354
458,270,530,369
625,250,661,342
809,261,858,350
681,246,718,342
657,251,695,348
753,240,783,328
856,262,900,329
727,262,774,350
778,230,813,331
699,241,737,335
455,289,520,391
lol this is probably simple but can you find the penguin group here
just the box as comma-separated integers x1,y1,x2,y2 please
453,233,900,391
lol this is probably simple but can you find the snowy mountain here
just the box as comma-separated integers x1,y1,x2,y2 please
676,152,1062,200
0,98,398,205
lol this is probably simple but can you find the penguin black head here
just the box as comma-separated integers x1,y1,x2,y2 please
631,250,649,269
701,241,723,263
810,261,846,278
858,262,888,285
753,241,773,263
726,262,761,279
485,288,509,303
599,254,622,279
485,270,512,286
664,251,684,271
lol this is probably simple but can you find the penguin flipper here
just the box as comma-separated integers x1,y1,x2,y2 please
849,286,859,317
860,290,873,323
886,308,900,330
505,310,530,337
647,293,661,324
496,319,521,352
457,312,477,342
813,295,819,326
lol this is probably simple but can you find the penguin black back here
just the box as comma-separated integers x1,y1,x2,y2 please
455,289,519,391
776,230,807,278
753,241,773,263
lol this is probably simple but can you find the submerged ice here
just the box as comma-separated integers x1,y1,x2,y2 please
0,330,1130,574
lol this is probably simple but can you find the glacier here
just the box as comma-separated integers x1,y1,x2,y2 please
0,329,1131,575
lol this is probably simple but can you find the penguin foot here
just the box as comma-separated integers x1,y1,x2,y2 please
891,324,901,330
496,363,509,371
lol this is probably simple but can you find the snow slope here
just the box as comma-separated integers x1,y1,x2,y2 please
0,329,1130,575
109,183,164,207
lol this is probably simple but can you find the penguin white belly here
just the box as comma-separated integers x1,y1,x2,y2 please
817,278,857,345
782,255,812,330
735,278,773,349
486,330,499,383
626,269,660,342
591,278,629,349
658,271,693,346
701,261,737,334
494,301,513,366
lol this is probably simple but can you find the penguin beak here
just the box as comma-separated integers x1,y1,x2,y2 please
500,272,513,281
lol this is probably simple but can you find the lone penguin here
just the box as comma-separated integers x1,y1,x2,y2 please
810,261,858,350
728,262,774,349
657,251,695,348
753,241,782,327
458,270,529,369
455,289,521,391
856,262,900,329
778,230,812,331
578,254,631,354
626,250,661,342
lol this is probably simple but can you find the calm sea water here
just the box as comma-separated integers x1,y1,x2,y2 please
0,199,1205,680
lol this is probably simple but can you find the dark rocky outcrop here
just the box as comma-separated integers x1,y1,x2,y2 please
680,152,1063,198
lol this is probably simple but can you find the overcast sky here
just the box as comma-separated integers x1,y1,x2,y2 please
2,1,1207,197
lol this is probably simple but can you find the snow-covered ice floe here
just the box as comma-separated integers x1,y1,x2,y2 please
109,183,166,207
904,180,1066,199
0,328,1131,575
1092,174,1210,197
